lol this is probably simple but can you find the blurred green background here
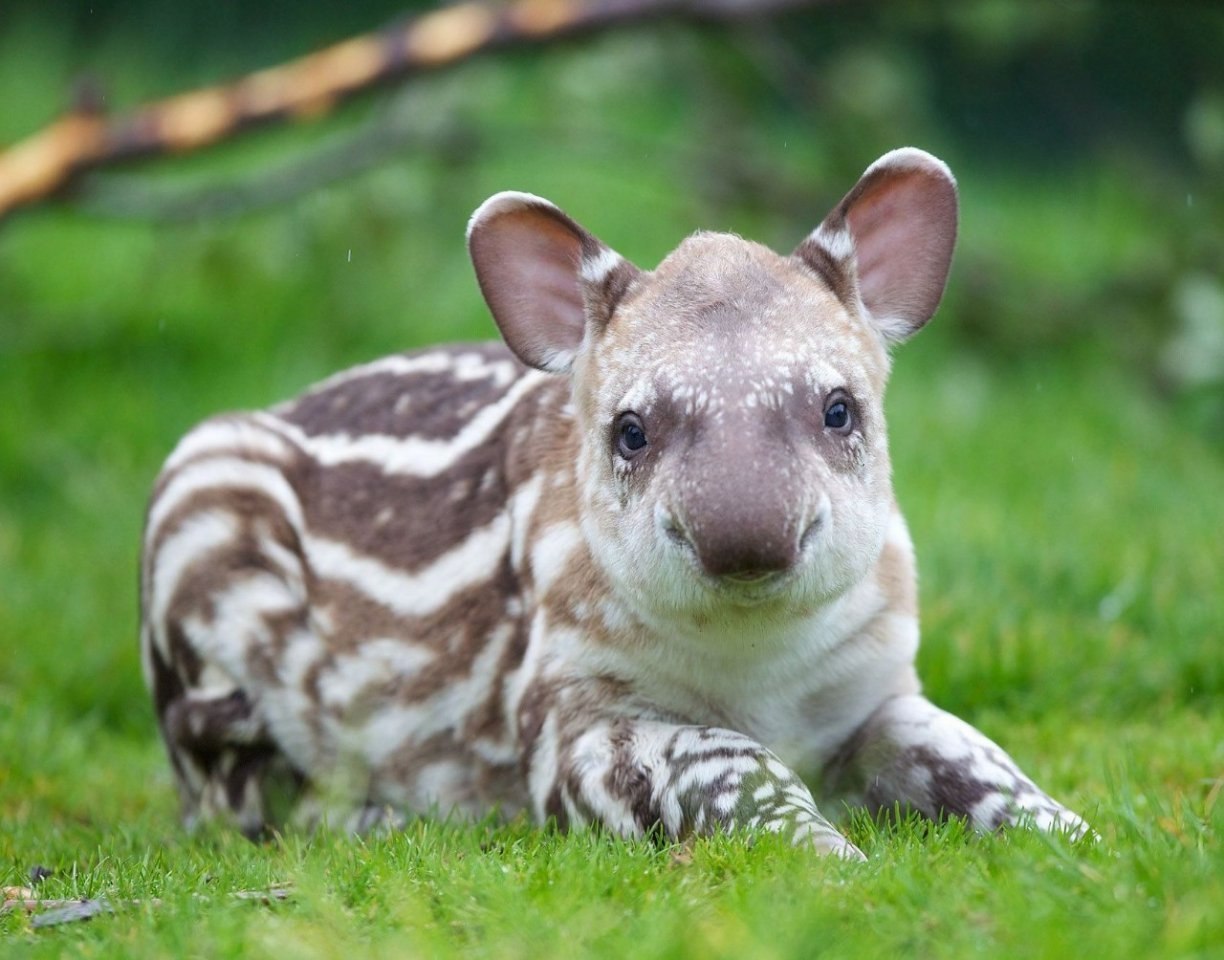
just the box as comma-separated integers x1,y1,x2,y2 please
1,0,1222,842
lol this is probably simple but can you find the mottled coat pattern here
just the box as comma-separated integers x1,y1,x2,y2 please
141,149,1089,857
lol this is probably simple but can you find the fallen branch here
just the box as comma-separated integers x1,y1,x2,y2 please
0,0,822,224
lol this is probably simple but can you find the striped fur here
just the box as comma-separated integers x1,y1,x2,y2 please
141,149,1089,854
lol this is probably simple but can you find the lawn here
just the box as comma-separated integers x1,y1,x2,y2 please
2,4,1222,957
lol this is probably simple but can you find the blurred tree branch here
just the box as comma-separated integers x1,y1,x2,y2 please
71,91,475,224
0,0,830,225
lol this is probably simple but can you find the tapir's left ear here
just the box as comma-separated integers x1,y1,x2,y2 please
795,148,958,343
467,192,639,374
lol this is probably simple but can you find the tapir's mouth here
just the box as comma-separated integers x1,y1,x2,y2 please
722,570,781,585
701,567,797,606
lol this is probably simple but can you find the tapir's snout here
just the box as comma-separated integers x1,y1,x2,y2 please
663,420,823,584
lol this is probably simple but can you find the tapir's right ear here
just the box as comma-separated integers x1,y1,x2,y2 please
795,148,958,344
467,192,639,374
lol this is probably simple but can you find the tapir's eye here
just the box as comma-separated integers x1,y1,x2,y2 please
615,412,648,459
824,397,853,433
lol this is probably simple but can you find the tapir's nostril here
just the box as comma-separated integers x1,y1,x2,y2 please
661,516,690,548
799,512,825,553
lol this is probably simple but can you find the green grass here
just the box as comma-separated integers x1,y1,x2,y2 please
2,11,1223,958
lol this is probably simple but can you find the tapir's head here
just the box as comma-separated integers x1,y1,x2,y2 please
468,149,957,619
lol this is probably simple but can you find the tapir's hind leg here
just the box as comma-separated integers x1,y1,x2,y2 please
140,414,318,838
142,585,310,838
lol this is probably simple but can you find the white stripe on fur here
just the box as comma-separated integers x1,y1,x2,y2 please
262,370,550,477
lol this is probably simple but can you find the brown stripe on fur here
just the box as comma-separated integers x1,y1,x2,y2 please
873,537,917,617
501,377,574,486
540,676,654,829
248,605,320,692
163,620,206,690
792,237,857,308
146,624,191,718
605,720,655,830
516,677,559,775
284,354,572,576
527,548,612,637
280,343,531,440
302,448,508,573
456,608,532,748
543,785,567,827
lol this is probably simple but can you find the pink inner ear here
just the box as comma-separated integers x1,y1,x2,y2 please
844,165,958,339
469,207,589,372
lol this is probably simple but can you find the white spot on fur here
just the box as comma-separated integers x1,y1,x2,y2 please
580,247,624,285
190,572,302,673
765,757,792,782
413,761,473,810
599,599,632,634
451,352,517,387
970,793,1009,830
752,782,777,802
809,224,855,263
569,724,641,837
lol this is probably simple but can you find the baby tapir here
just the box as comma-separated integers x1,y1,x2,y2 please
140,148,1089,857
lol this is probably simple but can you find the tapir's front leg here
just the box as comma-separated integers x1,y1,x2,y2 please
529,712,865,860
828,694,1090,838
